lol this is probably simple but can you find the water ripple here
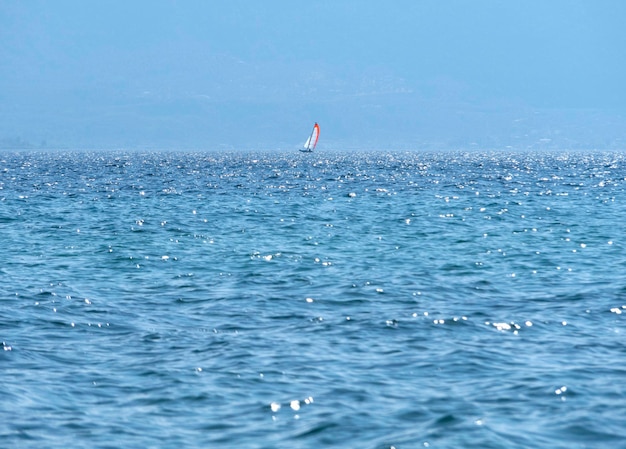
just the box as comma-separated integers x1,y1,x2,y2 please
2,149,626,447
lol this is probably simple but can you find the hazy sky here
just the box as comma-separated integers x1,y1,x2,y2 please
1,0,625,148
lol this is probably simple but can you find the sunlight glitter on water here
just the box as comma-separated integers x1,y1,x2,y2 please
3,150,626,448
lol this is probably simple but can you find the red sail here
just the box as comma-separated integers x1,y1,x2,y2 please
309,123,320,150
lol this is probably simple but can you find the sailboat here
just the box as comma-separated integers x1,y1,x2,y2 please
299,122,320,153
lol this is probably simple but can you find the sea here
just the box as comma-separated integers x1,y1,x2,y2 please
1,148,625,448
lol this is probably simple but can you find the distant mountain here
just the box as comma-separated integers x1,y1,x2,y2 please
2,67,625,150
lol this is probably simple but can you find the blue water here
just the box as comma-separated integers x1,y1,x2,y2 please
1,149,626,448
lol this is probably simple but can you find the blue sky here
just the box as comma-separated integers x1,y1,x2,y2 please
1,0,625,149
